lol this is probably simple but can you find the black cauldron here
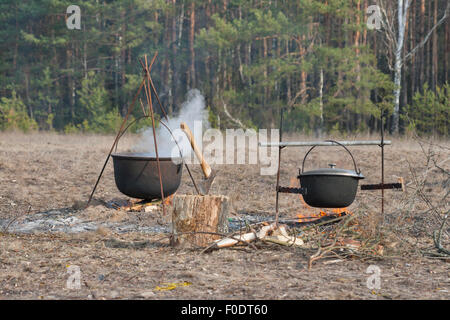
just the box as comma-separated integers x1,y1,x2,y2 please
111,152,182,200
298,141,364,208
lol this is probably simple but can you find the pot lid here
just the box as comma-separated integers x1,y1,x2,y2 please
300,167,364,179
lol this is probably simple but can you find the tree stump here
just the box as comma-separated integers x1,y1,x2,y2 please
171,195,230,247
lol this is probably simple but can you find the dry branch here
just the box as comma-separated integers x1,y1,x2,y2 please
433,213,450,256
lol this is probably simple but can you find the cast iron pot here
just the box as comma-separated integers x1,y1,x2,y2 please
111,152,183,200
298,140,364,208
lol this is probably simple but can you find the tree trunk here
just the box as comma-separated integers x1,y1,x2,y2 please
446,11,450,84
67,47,75,121
262,37,268,104
171,195,230,248
13,3,18,71
391,0,410,134
427,0,432,88
354,0,361,130
432,0,438,90
83,23,88,80
419,0,425,91
24,68,32,118
410,1,415,94
286,40,291,103
299,35,307,104
189,1,196,89
317,68,324,137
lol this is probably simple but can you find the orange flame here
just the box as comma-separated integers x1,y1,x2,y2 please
163,194,174,206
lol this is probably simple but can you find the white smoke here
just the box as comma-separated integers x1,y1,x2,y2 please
132,89,209,159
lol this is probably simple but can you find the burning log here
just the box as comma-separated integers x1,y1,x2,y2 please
171,195,230,247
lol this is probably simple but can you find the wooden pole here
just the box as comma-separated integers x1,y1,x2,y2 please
143,54,166,215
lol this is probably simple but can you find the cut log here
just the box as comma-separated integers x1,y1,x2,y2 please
171,195,230,247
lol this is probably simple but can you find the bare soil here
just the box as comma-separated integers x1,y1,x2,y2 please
0,132,448,300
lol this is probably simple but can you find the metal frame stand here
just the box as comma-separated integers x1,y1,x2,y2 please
270,109,403,224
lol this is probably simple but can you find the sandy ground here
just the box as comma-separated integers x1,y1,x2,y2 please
0,131,448,300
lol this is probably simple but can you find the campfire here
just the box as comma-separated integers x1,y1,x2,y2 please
297,207,351,223
108,194,175,213
288,177,352,223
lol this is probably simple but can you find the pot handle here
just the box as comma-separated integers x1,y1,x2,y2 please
114,116,184,159
301,140,361,174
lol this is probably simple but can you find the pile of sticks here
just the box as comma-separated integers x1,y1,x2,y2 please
202,213,385,269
